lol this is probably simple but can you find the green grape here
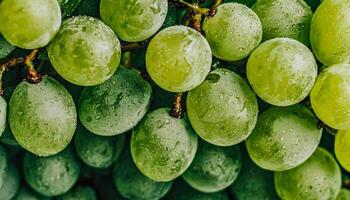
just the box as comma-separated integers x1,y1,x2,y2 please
252,0,313,46
9,76,77,156
0,34,15,59
0,96,6,136
131,108,198,182
56,186,97,200
0,145,7,188
14,187,51,200
0,87,18,146
100,0,168,42
0,0,61,49
182,140,242,193
0,162,20,200
203,3,262,61
113,149,172,200
247,38,317,106
310,0,350,66
23,148,80,197
187,68,258,146
47,16,121,86
246,105,322,171
335,129,350,173
311,64,350,130
336,189,350,200
146,26,212,92
74,125,125,168
275,148,342,200
79,66,152,136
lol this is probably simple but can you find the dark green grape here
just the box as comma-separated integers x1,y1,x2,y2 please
56,186,97,200
0,144,7,188
98,176,127,200
23,148,80,197
182,140,242,193
74,125,125,168
0,162,20,200
0,34,15,59
9,76,77,156
79,66,152,136
336,189,350,200
0,96,6,136
131,108,198,182
14,187,51,200
0,87,18,146
58,0,82,18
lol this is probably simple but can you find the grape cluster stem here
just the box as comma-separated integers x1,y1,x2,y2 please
24,49,42,84
170,93,183,118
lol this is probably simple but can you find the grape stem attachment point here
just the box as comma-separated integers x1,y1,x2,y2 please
170,93,183,119
24,49,42,84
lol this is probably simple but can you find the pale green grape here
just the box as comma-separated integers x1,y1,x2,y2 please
0,145,7,188
0,97,6,136
310,63,350,130
247,38,317,106
56,186,97,200
336,189,350,200
131,108,198,182
100,0,168,42
246,105,322,171
0,162,20,200
0,0,61,49
203,3,262,61
335,129,350,173
146,26,212,92
23,148,80,197
48,16,121,86
187,68,258,146
79,66,152,136
252,0,313,46
310,0,350,66
14,187,51,200
182,139,242,193
9,76,77,156
275,148,342,200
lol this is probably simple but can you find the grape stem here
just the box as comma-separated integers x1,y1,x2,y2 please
121,40,150,52
318,122,337,136
0,57,24,96
121,52,133,67
170,93,183,119
24,49,42,84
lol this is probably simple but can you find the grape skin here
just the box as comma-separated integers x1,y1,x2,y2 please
100,0,168,42
203,3,262,61
335,130,350,173
0,145,7,189
0,0,61,49
0,97,6,136
56,186,97,200
48,16,121,86
146,25,212,92
336,189,350,200
0,162,20,200
247,38,317,106
15,187,50,200
9,76,77,157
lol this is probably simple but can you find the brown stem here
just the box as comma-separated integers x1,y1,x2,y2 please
24,49,42,83
170,0,210,15
121,40,150,52
121,52,133,67
318,122,337,136
170,93,183,119
0,57,24,95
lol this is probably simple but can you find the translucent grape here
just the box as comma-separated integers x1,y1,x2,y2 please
100,0,168,42
275,148,342,200
131,108,198,182
47,16,121,86
335,130,350,173
252,0,313,46
74,125,125,168
56,186,97,200
182,140,242,193
79,66,152,136
187,68,258,146
336,189,350,200
203,3,262,61
0,0,61,49
0,145,7,188
146,26,212,92
15,187,51,200
9,76,77,156
247,38,317,106
246,105,322,171
310,0,350,66
0,162,20,200
23,148,80,197
0,96,6,136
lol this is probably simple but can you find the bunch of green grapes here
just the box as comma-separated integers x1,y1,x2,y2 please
0,162,20,200
56,186,97,200
100,0,168,42
0,97,6,136
335,130,350,173
247,38,317,106
203,3,262,61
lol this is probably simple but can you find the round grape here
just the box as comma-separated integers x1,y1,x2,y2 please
0,145,7,188
146,25,212,92
0,126,19,146
0,0,61,49
0,96,6,136
335,130,350,173
47,16,121,86
9,76,77,156
247,38,317,106
203,3,262,61
56,186,97,200
0,162,20,200
131,108,198,182
187,68,258,146
79,66,152,136
275,148,342,200
100,0,168,42
336,189,350,200
15,187,51,200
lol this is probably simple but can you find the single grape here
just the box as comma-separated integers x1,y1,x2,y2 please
79,66,152,136
56,186,97,200
113,149,172,200
0,162,20,200
47,16,121,86
14,187,51,200
0,0,61,49
0,87,18,146
23,147,80,197
335,130,350,173
187,68,258,146
246,105,322,171
182,139,242,193
311,63,350,130
146,25,212,92
74,124,125,168
252,0,313,46
131,108,198,182
336,189,350,200
247,38,317,106
0,145,7,188
203,3,262,61
9,76,77,156
275,148,342,200
0,96,6,136
100,0,168,42
310,0,350,66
